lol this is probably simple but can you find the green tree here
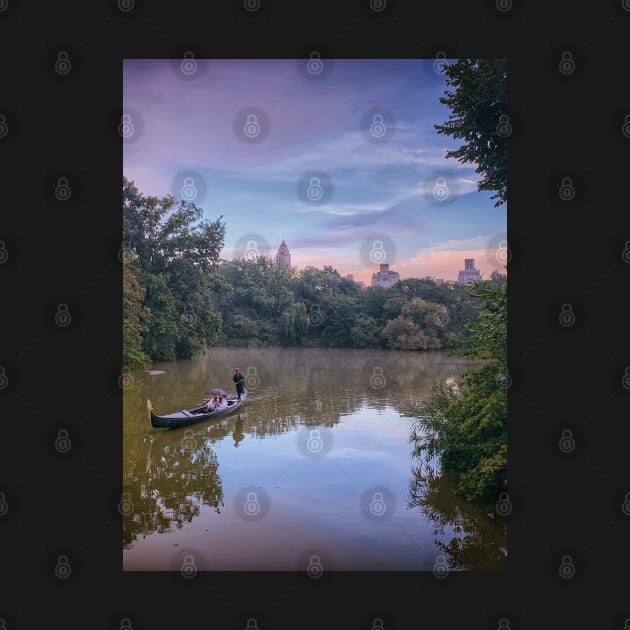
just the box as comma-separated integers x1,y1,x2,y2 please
350,314,384,349
410,282,507,500
122,177,226,363
434,59,507,206
280,302,308,344
122,253,151,367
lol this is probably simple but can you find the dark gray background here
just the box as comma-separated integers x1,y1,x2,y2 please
0,0,628,628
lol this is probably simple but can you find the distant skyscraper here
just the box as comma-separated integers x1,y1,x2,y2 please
371,263,400,288
275,240,291,268
457,258,482,284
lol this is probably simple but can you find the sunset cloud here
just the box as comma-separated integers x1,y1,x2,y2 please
124,59,506,282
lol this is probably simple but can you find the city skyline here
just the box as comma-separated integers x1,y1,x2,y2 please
123,59,507,284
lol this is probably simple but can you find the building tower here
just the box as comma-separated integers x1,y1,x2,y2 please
275,240,291,268
457,258,482,284
371,263,400,288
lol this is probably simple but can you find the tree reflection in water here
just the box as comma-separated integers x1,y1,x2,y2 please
408,462,507,571
123,422,226,548
123,410,318,548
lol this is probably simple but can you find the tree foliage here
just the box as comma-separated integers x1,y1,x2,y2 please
410,280,507,501
122,177,226,364
434,58,507,206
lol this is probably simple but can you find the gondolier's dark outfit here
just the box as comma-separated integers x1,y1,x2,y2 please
233,370,245,401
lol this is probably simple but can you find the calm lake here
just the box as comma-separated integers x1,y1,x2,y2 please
123,347,507,572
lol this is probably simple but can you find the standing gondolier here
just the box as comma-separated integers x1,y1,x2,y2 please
233,368,245,401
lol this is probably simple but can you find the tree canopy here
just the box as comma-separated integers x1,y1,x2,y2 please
434,58,507,206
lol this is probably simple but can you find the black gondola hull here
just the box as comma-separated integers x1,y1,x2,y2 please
149,389,247,429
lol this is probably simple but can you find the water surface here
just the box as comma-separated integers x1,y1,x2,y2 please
123,347,506,571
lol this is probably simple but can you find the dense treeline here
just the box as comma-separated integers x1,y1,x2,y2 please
215,257,505,350
122,175,505,366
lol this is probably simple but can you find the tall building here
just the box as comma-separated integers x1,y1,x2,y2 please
457,258,482,284
371,263,400,288
275,240,291,268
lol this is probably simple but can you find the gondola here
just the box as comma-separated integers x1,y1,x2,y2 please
148,387,247,429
